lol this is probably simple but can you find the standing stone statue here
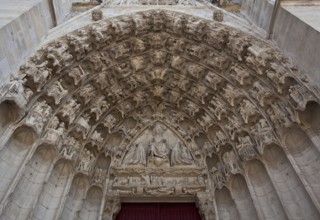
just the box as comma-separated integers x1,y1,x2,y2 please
171,142,194,166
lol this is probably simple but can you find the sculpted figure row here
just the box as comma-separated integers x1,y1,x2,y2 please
123,140,194,167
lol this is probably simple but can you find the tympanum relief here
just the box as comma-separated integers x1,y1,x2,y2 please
112,123,205,197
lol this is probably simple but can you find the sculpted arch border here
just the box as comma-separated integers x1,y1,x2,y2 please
0,9,320,220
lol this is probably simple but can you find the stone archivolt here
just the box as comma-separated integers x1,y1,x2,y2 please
0,9,320,220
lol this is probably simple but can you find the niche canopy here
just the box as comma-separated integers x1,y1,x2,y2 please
0,9,319,215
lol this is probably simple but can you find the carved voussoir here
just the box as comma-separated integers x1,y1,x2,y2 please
42,116,65,147
289,84,318,110
22,100,52,135
67,29,92,60
0,76,32,111
46,40,73,73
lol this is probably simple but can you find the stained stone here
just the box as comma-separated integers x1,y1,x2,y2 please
0,2,319,220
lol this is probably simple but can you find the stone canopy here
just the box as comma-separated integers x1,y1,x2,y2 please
0,9,320,220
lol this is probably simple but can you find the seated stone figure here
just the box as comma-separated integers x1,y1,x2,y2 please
148,138,170,167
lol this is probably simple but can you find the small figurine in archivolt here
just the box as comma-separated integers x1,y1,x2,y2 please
123,143,146,167
171,142,195,166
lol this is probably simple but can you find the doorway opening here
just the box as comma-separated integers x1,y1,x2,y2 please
116,203,202,220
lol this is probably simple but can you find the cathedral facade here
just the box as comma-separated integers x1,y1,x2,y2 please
0,0,319,219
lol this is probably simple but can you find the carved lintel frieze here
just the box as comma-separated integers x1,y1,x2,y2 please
144,186,175,196
111,167,206,176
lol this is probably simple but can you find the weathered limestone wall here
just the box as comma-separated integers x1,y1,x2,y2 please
0,0,73,87
240,0,274,31
241,1,320,85
53,0,74,25
273,6,320,86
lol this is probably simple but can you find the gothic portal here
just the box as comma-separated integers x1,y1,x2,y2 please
0,8,320,220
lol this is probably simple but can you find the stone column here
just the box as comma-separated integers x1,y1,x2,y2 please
102,194,121,220
196,192,216,220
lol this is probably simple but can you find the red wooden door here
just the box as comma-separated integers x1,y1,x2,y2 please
116,203,202,220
